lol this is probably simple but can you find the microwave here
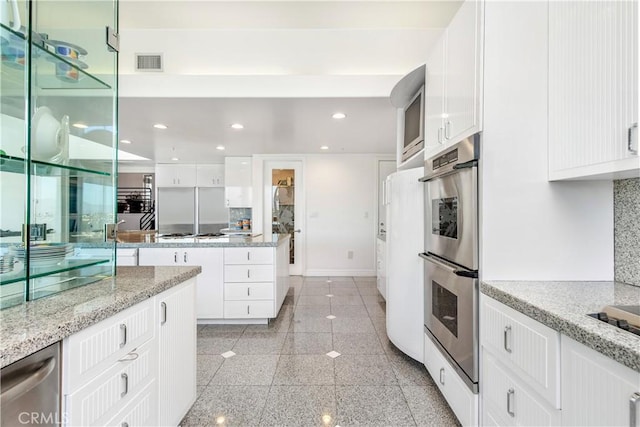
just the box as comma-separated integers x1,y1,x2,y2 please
401,85,425,163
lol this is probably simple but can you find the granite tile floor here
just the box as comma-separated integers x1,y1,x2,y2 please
181,276,460,427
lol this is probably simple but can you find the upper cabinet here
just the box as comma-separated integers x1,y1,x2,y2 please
224,157,252,208
0,0,119,309
155,164,197,187
196,163,224,187
548,1,638,180
424,0,484,156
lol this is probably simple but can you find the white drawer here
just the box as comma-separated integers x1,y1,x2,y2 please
224,247,273,265
424,332,477,426
224,282,274,300
482,351,561,427
481,296,560,408
65,338,157,427
224,264,273,282
224,300,274,318
105,379,158,427
64,299,154,393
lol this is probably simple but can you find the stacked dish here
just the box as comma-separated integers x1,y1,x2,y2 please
10,243,73,267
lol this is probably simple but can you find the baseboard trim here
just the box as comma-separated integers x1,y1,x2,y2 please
304,269,376,277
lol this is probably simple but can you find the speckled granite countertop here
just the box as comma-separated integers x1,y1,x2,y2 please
74,233,290,249
481,281,640,372
0,266,201,368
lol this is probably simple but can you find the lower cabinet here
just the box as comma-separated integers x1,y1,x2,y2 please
423,332,478,426
138,247,224,319
561,335,640,427
158,278,197,427
62,278,197,427
376,238,386,300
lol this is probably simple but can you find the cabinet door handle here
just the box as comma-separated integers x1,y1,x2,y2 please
119,324,127,348
247,269,251,278
184,252,188,263
247,287,250,296
507,388,515,417
630,392,640,427
161,302,167,325
174,252,178,263
247,251,251,261
439,367,445,385
504,325,512,353
445,120,451,140
438,127,444,144
629,123,638,154
247,305,250,315
120,373,128,398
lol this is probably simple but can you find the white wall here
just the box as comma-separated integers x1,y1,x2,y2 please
481,1,614,281
253,154,381,276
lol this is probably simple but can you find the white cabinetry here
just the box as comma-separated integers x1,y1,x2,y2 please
138,247,224,319
156,164,197,187
62,278,197,427
424,332,478,426
157,279,197,427
224,157,252,207
376,238,386,300
561,335,640,427
223,247,282,319
548,1,639,180
424,0,483,156
196,164,225,187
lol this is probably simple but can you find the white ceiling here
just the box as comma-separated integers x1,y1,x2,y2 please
116,0,462,163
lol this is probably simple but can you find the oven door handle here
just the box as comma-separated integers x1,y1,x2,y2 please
419,253,478,278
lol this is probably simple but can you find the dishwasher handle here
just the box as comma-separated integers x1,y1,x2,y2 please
0,357,56,404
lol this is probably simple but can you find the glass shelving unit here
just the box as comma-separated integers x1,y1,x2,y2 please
0,0,118,309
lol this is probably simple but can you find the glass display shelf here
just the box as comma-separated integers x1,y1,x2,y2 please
0,154,112,177
0,257,110,286
1,24,112,91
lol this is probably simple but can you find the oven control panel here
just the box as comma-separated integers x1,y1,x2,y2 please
432,149,459,170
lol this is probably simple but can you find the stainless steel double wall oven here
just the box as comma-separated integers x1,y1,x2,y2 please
419,134,480,393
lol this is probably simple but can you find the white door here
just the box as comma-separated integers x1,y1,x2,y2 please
263,160,304,276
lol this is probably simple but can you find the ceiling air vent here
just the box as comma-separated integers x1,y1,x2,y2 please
135,53,163,72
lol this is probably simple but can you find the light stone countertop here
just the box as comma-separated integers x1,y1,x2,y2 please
0,266,201,368
74,233,290,249
481,280,640,372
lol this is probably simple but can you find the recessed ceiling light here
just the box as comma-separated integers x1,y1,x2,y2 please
120,139,132,144
320,145,329,150
216,145,225,151
171,157,179,161
231,123,244,130
332,112,346,119
72,123,88,129
153,123,168,129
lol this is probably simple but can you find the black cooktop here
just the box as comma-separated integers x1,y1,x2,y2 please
158,233,194,238
588,310,640,336
195,233,225,238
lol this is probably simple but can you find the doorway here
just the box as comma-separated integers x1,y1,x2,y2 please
264,160,304,275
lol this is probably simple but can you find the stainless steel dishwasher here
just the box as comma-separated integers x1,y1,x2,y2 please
1,342,61,427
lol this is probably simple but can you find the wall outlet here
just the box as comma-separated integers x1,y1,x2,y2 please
347,250,354,259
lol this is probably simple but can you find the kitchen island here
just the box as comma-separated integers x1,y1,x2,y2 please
107,233,291,323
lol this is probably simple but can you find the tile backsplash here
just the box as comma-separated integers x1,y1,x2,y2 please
229,207,252,229
614,177,640,286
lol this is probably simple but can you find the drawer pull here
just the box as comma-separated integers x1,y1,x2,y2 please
507,388,515,417
247,269,251,278
247,305,250,315
119,324,127,348
439,367,445,385
247,252,251,261
118,349,139,362
631,392,640,427
247,287,250,296
121,423,129,427
120,373,128,398
184,252,188,263
504,325,512,353
174,252,178,263
161,302,167,325
629,123,638,154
